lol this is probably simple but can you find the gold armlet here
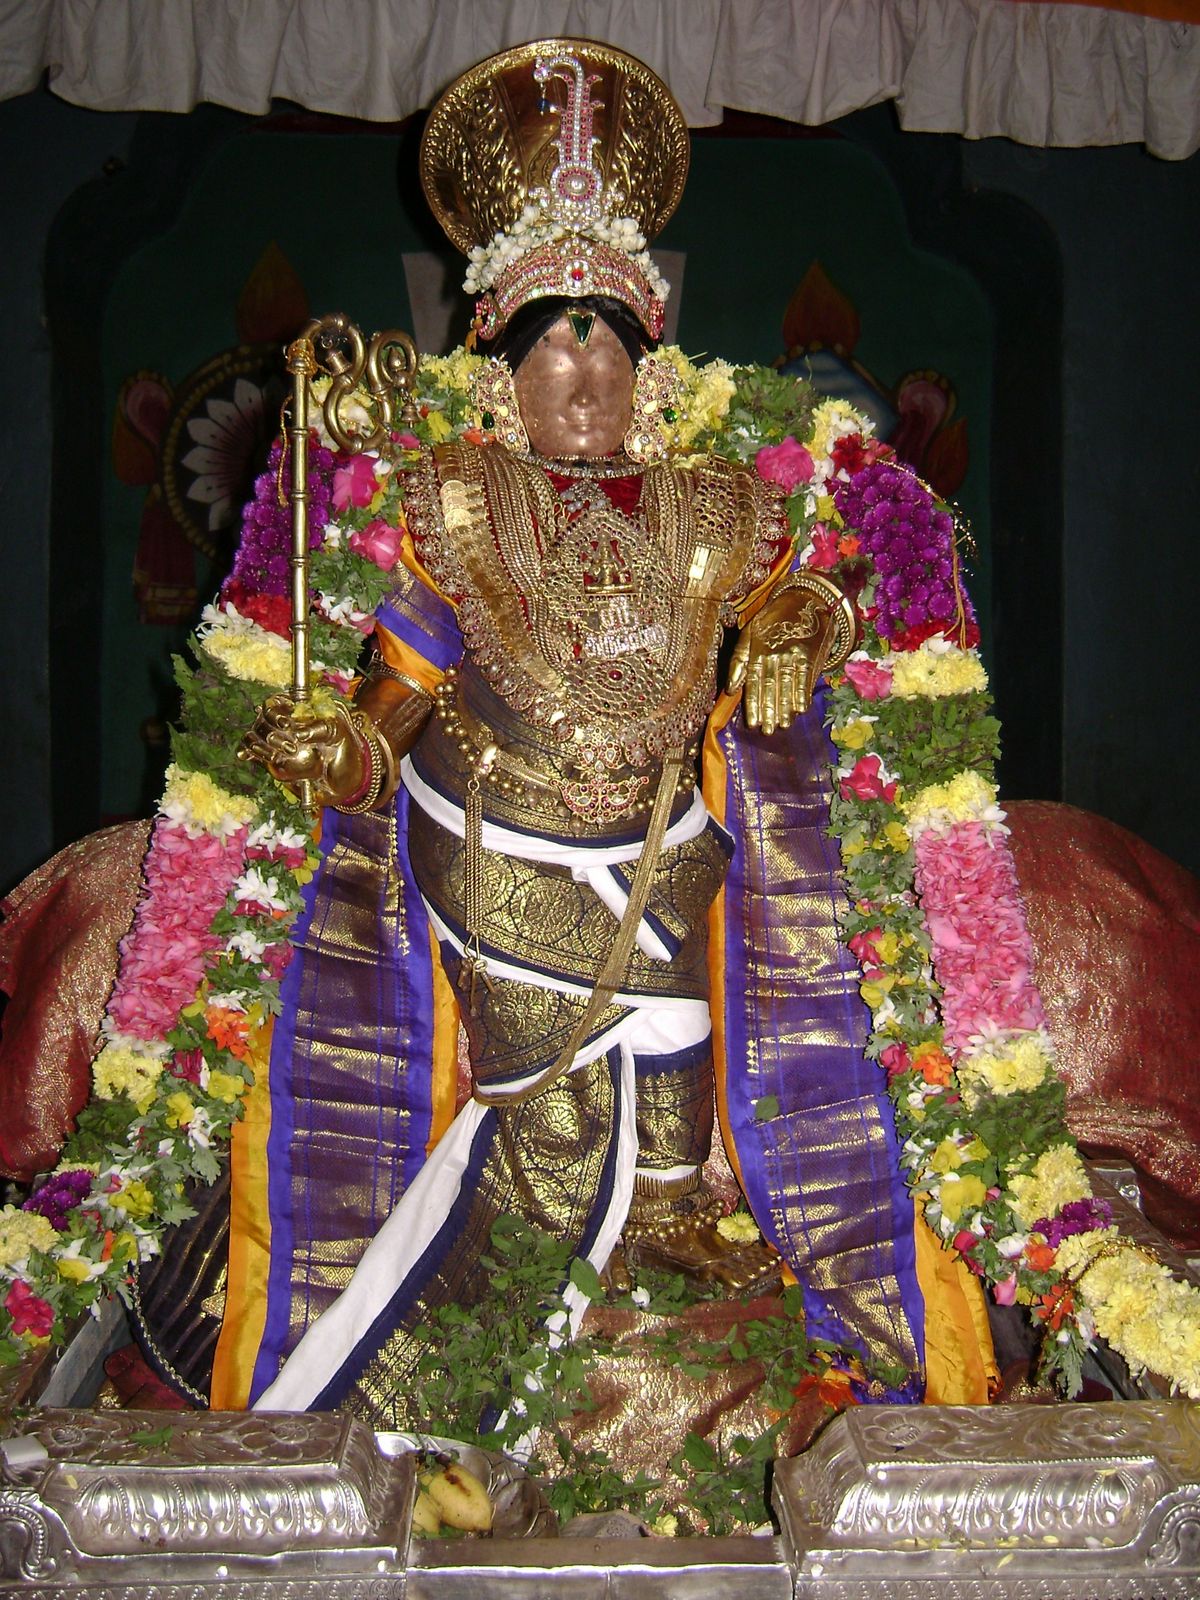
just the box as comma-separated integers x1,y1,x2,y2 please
770,569,859,673
368,654,435,702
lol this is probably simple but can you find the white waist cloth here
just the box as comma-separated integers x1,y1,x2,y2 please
401,755,713,964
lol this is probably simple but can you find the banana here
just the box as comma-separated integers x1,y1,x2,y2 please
410,1486,442,1536
422,1461,494,1532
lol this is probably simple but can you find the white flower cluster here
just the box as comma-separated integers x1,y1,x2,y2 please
462,196,669,303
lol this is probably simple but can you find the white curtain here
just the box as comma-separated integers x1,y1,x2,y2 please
2,0,1197,158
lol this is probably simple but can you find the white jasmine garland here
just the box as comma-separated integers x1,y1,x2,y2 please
462,194,669,302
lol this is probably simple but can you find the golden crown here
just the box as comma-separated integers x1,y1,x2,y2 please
419,39,690,339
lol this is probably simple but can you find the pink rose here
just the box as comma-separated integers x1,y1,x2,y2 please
262,942,295,982
348,519,402,572
992,1273,1019,1305
171,1048,205,1084
843,656,893,701
880,1042,911,1082
6,1279,54,1338
332,456,380,512
755,436,814,491
839,754,897,805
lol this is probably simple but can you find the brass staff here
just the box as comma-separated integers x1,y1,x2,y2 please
284,333,319,814
256,317,420,819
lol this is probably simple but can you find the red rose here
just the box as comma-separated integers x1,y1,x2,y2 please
838,754,897,804
6,1279,54,1338
880,1042,911,1082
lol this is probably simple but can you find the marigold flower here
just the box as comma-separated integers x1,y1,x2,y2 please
93,1043,166,1114
1008,1144,1091,1229
160,765,257,839
889,644,988,701
0,1207,60,1269
716,1211,761,1244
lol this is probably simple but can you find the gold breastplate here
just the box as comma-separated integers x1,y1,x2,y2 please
405,444,776,774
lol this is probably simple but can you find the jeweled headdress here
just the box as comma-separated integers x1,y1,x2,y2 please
420,39,690,341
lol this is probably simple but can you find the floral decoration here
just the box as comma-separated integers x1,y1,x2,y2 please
4,343,1198,1406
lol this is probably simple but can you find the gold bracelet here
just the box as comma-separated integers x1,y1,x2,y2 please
335,715,386,814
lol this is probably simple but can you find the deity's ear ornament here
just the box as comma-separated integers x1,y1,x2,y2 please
469,357,530,452
419,38,690,342
624,351,684,463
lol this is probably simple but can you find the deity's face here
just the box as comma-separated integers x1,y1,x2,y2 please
513,313,636,458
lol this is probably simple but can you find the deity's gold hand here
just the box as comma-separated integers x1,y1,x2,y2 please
728,575,857,735
238,695,368,805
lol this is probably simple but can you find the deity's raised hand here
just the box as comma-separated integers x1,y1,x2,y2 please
727,574,858,736
238,695,367,806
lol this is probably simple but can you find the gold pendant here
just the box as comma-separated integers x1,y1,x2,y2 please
559,766,648,822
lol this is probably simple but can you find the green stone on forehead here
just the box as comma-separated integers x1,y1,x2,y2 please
568,311,595,346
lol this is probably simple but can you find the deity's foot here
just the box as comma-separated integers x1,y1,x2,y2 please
600,1245,632,1296
622,1188,781,1297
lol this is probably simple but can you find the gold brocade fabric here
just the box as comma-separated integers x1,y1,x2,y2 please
634,1044,715,1173
565,1293,840,1523
716,719,923,1386
406,790,725,1006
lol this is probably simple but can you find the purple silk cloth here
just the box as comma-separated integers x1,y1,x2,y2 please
248,566,464,1402
377,578,461,671
719,692,925,1398
249,795,443,1403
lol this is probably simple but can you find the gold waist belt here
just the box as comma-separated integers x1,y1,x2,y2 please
432,669,694,827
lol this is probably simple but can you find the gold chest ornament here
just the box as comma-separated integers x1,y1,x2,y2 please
407,442,783,819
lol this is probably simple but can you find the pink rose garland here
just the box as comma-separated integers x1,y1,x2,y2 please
108,820,248,1043
911,821,1046,1051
